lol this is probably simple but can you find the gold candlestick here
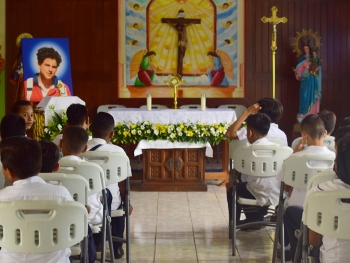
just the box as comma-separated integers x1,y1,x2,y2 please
165,73,185,109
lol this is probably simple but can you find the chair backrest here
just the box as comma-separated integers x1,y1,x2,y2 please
282,154,335,190
303,190,350,240
233,145,293,177
218,104,246,118
229,138,249,159
80,151,130,186
38,173,88,206
291,136,335,150
266,137,285,146
58,159,105,196
0,200,88,253
306,168,337,192
97,104,125,113
179,104,203,109
139,104,168,109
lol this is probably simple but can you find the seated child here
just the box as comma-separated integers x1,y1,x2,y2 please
53,103,90,146
306,136,350,263
39,140,96,263
318,109,336,136
283,114,335,261
225,97,287,145
11,100,34,130
340,117,350,128
0,113,26,140
87,112,132,259
234,113,281,224
0,136,73,262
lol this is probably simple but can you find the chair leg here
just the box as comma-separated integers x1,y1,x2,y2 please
81,236,89,263
272,182,285,263
125,177,131,263
232,183,237,256
100,190,108,263
293,223,303,263
106,215,115,263
302,224,309,263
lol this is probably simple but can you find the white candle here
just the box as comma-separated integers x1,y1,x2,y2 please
147,94,152,111
201,94,206,111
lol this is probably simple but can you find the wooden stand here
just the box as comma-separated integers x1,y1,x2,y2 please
140,148,207,191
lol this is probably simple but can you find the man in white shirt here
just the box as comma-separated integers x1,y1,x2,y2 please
87,112,132,259
284,114,336,261
0,136,73,263
52,103,91,147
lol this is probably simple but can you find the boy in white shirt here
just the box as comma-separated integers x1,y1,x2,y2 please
284,114,335,261
52,103,91,147
306,136,350,263
233,112,280,225
87,112,132,259
0,136,73,263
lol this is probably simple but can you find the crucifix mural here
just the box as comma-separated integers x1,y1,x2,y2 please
161,10,201,76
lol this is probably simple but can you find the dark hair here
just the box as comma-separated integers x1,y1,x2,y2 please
66,104,88,126
334,136,350,185
246,113,271,136
37,47,62,67
224,39,230,44
334,125,350,145
144,51,156,57
340,117,350,128
0,114,26,139
62,126,89,154
90,112,114,139
39,140,60,173
318,109,336,135
257,97,283,123
300,114,325,139
10,100,33,114
0,137,42,179
207,51,219,57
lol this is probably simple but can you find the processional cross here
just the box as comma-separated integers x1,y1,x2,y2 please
161,15,201,76
261,6,287,98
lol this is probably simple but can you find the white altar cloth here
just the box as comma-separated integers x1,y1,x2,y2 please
108,108,236,125
134,140,213,157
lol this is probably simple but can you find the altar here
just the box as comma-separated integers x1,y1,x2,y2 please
109,108,236,191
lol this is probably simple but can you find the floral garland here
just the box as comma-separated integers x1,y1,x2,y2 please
111,120,231,145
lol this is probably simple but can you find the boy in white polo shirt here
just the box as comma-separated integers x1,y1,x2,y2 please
0,136,73,263
87,112,132,259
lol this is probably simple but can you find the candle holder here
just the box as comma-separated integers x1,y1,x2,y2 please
165,73,185,109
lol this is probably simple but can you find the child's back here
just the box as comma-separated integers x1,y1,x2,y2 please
0,137,73,263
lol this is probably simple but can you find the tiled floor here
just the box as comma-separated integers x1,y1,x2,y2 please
107,183,288,263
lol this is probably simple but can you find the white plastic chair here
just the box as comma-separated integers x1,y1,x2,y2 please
0,200,88,254
231,144,293,256
80,151,131,263
179,104,203,109
97,104,126,113
139,104,168,109
291,135,335,150
301,190,350,263
58,159,114,263
38,173,89,262
218,104,246,118
272,154,335,263
266,137,286,146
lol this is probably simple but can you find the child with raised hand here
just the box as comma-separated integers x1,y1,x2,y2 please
234,113,281,225
11,100,34,131
0,136,73,262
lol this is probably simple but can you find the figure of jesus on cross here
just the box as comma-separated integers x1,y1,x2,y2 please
161,10,201,76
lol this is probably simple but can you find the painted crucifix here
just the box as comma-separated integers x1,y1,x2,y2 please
161,10,201,76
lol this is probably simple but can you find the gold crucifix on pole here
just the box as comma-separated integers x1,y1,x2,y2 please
261,6,287,98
